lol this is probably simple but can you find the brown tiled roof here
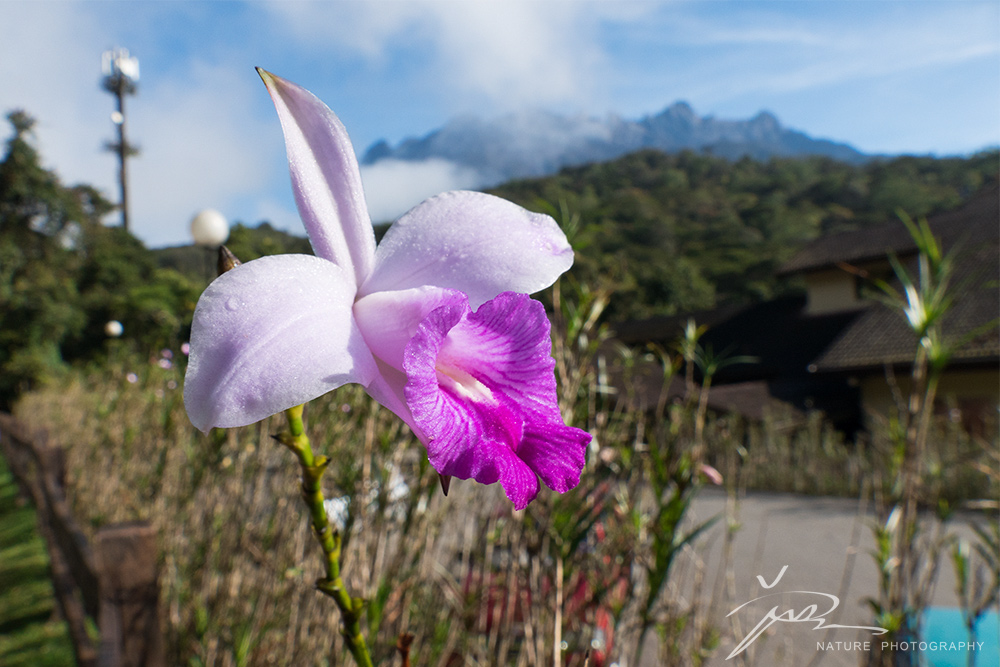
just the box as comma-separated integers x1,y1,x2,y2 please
705,380,800,422
609,295,863,426
814,240,1000,371
776,183,1000,371
780,184,999,275
613,295,865,381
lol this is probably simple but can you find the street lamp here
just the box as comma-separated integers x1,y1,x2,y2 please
190,209,230,280
102,48,140,232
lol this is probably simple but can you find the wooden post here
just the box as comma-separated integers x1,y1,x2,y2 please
1,417,98,666
2,414,166,666
95,522,165,667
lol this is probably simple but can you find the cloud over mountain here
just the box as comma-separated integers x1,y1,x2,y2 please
356,102,869,220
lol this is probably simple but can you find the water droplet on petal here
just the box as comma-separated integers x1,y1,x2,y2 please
225,297,240,312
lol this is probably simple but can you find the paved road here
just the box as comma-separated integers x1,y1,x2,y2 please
634,488,992,667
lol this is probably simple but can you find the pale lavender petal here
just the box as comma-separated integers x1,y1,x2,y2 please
353,285,466,443
353,286,466,372
359,191,574,308
184,255,376,433
402,292,589,509
362,358,420,436
259,69,376,287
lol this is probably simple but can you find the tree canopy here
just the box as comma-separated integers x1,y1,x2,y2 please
0,111,201,407
490,149,998,320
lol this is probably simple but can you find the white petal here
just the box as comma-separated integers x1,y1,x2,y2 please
184,255,376,432
359,191,574,308
259,69,376,287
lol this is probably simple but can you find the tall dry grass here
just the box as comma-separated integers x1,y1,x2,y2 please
14,298,995,666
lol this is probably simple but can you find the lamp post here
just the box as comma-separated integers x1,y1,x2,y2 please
102,48,140,232
190,209,230,281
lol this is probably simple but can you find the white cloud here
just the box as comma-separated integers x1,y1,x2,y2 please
428,2,604,108
0,3,117,192
251,196,302,236
655,3,1000,103
268,0,425,60
266,0,624,110
0,3,286,248
360,158,485,224
128,61,278,247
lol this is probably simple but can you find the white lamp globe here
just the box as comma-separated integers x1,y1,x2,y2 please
190,209,229,247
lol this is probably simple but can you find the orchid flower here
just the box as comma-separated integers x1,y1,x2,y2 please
183,70,590,509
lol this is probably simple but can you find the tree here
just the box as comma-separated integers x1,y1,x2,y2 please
0,110,202,407
0,111,99,406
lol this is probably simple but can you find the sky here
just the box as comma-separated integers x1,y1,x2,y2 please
2,0,998,249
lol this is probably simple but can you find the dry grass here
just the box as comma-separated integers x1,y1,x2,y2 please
17,355,644,666
14,339,994,666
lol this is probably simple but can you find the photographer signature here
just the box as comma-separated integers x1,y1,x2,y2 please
726,565,887,660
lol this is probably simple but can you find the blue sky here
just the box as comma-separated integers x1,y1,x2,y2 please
2,0,998,248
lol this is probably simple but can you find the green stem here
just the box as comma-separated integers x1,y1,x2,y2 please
279,404,374,667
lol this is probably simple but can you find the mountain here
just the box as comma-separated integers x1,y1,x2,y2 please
360,102,869,186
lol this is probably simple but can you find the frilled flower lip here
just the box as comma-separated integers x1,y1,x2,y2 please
402,292,590,509
183,70,589,507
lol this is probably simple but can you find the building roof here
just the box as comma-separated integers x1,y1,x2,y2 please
814,238,1000,371
613,294,865,382
779,183,999,275
602,360,802,422
778,183,999,371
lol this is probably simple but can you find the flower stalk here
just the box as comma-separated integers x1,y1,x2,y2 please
276,404,374,667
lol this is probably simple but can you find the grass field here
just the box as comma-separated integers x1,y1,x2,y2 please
0,452,75,667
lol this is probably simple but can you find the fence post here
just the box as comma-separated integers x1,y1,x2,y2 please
0,416,98,666
95,522,165,667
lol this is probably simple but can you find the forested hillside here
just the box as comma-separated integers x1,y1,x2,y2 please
491,149,998,319
2,104,996,406
155,222,312,276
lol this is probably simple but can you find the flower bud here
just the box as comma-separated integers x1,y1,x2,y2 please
217,245,242,275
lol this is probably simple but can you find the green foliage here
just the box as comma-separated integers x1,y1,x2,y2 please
153,221,312,277
491,149,998,320
0,111,95,406
0,111,204,407
65,224,202,358
225,221,312,261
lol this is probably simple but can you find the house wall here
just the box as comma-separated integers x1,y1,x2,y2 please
804,269,859,314
860,367,1000,434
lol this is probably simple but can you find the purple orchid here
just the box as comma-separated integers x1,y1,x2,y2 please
183,70,590,509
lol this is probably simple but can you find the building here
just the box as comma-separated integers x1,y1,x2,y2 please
613,184,999,434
